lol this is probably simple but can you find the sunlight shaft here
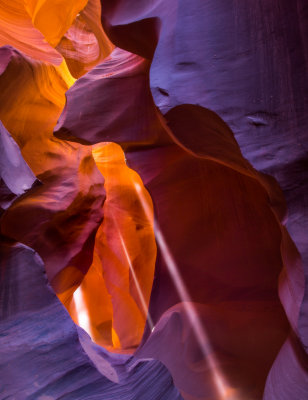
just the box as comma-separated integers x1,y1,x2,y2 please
114,219,155,331
134,182,234,400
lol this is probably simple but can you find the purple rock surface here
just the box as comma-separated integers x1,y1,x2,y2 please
1,0,308,399
0,239,183,400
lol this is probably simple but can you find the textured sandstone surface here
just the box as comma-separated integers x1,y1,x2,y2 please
0,0,307,399
0,239,182,400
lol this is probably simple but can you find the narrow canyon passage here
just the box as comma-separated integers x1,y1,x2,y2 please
0,1,307,400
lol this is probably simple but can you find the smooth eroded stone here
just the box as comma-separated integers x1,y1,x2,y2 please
0,46,105,296
99,0,308,359
263,334,308,400
59,142,157,352
55,47,170,148
56,0,114,78
24,0,88,47
0,0,61,64
0,121,37,210
0,238,183,400
54,42,293,397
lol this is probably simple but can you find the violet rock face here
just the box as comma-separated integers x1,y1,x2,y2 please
1,0,308,399
0,121,38,211
0,239,183,400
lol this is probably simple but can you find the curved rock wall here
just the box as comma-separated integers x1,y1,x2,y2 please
0,1,307,399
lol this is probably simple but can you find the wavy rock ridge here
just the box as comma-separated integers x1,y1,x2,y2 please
0,1,307,399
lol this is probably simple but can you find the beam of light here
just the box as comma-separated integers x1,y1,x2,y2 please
113,219,155,332
134,182,237,400
72,283,92,337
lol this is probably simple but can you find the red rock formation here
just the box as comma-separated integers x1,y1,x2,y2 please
1,1,307,399
0,0,61,63
56,0,114,78
0,46,105,302
54,45,294,398
61,142,157,351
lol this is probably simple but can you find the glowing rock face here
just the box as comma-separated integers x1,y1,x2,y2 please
0,0,113,75
0,241,182,399
24,0,88,47
90,143,156,350
0,0,61,63
0,1,308,400
56,54,292,396
56,0,114,78
60,142,156,351
0,47,105,299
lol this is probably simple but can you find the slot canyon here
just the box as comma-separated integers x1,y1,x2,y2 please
0,1,307,399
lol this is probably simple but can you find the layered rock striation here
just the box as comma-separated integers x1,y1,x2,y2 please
1,1,307,399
